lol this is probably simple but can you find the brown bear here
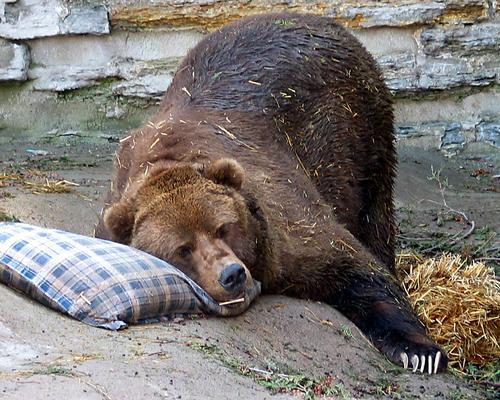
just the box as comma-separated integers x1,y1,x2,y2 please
96,13,447,373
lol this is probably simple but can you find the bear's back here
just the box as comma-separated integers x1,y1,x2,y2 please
161,13,388,116
159,13,396,269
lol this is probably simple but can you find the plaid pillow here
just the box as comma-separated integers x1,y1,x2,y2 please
0,223,260,330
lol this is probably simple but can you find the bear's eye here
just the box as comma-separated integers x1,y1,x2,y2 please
177,245,192,259
215,224,230,239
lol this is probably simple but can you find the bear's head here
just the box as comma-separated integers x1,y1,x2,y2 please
103,158,260,302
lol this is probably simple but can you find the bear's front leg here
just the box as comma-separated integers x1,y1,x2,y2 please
280,234,447,374
328,266,448,374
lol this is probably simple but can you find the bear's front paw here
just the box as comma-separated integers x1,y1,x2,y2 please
379,331,448,374
399,349,444,375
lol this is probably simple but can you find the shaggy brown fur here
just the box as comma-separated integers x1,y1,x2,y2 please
96,13,447,372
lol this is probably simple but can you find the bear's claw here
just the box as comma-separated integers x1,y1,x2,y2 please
400,351,442,374
400,352,408,369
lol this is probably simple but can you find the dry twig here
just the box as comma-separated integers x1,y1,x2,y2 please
421,167,476,253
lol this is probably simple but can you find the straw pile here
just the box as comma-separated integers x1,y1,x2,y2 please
23,179,76,194
0,172,77,194
397,253,500,371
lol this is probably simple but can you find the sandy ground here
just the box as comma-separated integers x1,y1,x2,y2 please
0,134,497,399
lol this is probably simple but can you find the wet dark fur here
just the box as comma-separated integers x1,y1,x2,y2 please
96,13,447,371
163,15,396,271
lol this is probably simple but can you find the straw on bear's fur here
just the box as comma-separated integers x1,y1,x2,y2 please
397,253,500,371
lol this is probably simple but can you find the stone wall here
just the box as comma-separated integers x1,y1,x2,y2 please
1,0,499,153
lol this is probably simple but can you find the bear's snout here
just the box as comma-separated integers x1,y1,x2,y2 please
218,263,247,293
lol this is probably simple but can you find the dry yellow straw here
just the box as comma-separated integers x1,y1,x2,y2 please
397,253,500,371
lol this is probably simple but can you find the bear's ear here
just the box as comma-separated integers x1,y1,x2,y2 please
103,201,135,244
204,158,245,190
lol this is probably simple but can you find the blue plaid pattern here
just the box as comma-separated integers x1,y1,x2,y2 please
0,223,260,330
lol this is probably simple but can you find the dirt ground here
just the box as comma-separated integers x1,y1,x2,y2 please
0,133,498,400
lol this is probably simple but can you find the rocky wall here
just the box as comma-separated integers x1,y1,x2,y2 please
0,0,499,153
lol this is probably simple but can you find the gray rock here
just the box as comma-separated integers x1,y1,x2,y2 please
441,123,466,150
377,51,499,92
421,22,500,56
60,5,110,36
0,0,17,24
108,0,488,29
352,28,418,57
0,38,29,81
105,104,127,119
417,54,499,90
377,52,418,91
29,64,119,91
477,122,500,146
30,58,178,98
342,2,445,27
395,121,450,139
111,73,172,99
396,120,500,150
0,0,109,40
27,30,197,96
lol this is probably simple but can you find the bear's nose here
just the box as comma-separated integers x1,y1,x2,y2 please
218,263,246,293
